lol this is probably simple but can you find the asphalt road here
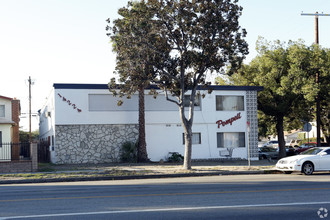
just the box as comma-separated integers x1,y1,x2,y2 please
1,173,330,220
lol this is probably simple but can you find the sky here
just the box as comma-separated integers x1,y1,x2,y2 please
0,0,329,131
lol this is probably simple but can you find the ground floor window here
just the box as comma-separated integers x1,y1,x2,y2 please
217,132,245,148
183,133,201,145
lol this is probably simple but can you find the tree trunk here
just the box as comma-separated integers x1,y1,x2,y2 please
179,105,193,170
320,120,329,144
137,85,148,162
182,123,193,170
276,115,286,159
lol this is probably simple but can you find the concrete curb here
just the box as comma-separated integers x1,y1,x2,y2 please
0,169,281,185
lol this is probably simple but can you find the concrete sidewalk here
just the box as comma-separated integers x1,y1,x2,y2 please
0,160,279,184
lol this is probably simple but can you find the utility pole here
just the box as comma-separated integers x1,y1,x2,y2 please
28,76,32,143
301,12,329,147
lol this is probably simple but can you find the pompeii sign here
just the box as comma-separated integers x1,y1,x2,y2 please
216,112,242,129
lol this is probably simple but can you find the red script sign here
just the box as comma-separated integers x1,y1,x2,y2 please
216,113,242,128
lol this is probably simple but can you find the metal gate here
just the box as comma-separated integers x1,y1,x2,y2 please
38,140,50,163
0,142,31,161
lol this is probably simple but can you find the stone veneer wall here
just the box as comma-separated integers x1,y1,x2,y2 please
55,124,138,164
246,90,259,158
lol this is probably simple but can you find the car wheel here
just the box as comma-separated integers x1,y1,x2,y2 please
302,162,314,175
284,171,293,174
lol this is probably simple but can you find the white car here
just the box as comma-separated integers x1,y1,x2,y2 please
276,147,330,175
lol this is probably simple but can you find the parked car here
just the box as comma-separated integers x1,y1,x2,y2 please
286,146,295,156
294,142,317,154
259,146,295,160
262,140,279,148
286,139,300,148
276,147,330,175
259,146,278,160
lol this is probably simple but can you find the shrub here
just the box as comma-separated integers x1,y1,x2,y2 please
297,133,305,141
120,141,137,163
167,152,184,163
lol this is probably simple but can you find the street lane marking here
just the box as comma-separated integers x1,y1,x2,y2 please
1,187,330,202
2,201,330,219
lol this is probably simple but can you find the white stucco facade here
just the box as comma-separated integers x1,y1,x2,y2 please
39,84,262,164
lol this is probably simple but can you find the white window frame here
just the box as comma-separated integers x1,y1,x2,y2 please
216,95,244,111
89,94,179,111
217,132,245,148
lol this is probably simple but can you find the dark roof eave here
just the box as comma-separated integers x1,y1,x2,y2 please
0,95,13,100
53,83,263,92
202,85,264,91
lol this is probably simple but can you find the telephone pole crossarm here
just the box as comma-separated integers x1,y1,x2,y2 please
301,12,330,16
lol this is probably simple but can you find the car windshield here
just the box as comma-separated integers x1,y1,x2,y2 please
300,148,322,155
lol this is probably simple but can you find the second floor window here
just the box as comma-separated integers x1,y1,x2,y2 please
0,105,5,117
183,95,201,108
216,96,244,111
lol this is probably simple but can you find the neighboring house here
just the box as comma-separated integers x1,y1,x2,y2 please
0,96,20,143
284,130,302,147
0,96,20,160
39,83,263,164
302,122,325,141
285,122,325,144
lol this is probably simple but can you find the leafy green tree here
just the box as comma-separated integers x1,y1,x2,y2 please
317,48,330,143
109,0,248,169
145,0,248,169
230,38,329,158
106,1,163,162
19,129,39,142
281,43,329,144
257,112,275,138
